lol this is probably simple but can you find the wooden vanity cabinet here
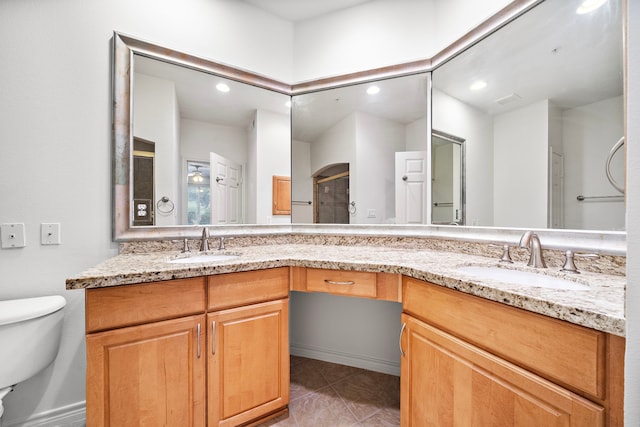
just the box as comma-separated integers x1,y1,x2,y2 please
400,277,624,427
207,269,290,427
85,277,207,427
85,268,291,427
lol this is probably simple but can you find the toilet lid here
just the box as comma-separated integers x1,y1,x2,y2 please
0,295,66,326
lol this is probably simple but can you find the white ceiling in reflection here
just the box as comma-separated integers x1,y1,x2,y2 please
433,0,623,115
134,55,290,128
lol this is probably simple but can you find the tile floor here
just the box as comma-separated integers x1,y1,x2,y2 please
258,356,400,427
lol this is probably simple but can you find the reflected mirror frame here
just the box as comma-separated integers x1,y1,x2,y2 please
112,32,291,240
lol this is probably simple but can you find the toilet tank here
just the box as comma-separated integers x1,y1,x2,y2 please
0,296,66,389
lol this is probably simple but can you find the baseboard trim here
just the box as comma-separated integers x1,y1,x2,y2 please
290,343,400,376
3,401,86,427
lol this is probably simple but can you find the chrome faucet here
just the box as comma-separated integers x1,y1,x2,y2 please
199,227,210,252
518,231,547,268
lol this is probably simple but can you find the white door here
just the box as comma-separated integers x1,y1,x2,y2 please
395,151,427,224
210,152,243,224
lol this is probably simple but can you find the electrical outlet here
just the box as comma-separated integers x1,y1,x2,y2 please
367,209,377,218
1,223,26,248
41,223,61,245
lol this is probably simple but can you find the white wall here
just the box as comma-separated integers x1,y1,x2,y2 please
405,117,428,152
293,0,437,82
255,109,291,224
0,0,293,424
493,100,550,228
289,292,403,375
293,0,512,83
133,73,180,226
180,119,248,167
311,114,357,176
291,140,314,223
434,0,513,49
562,96,625,231
354,112,404,224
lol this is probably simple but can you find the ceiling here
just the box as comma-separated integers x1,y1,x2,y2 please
433,0,623,116
240,0,373,22
134,55,290,129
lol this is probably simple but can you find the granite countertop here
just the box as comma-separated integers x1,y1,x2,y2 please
66,244,626,337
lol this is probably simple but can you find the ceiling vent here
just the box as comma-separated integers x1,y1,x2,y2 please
495,93,522,105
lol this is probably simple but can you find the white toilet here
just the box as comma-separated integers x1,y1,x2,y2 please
0,295,66,422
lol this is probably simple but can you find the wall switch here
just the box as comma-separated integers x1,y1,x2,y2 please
1,223,26,248
41,223,61,245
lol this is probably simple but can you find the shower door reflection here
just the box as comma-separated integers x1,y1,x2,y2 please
431,131,465,225
315,164,350,224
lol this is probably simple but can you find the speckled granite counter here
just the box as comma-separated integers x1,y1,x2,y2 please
66,244,625,337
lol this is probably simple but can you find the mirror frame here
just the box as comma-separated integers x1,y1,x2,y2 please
112,0,626,255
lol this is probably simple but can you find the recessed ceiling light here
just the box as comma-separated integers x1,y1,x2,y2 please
469,80,487,91
576,0,607,14
216,83,230,93
367,86,380,95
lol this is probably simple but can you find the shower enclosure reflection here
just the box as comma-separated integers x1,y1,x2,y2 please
431,131,465,225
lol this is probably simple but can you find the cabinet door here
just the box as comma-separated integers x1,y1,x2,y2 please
86,315,206,427
400,313,604,427
208,299,289,427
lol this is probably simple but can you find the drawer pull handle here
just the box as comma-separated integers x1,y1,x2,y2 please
211,321,216,355
197,323,201,359
399,322,407,357
324,279,355,285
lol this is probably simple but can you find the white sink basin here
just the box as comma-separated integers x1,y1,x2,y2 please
167,253,240,264
456,266,590,290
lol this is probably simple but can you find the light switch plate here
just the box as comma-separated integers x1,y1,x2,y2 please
1,223,26,248
41,223,61,245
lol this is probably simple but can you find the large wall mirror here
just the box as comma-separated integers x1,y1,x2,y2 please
291,73,433,225
432,0,624,231
114,0,626,245
113,33,292,239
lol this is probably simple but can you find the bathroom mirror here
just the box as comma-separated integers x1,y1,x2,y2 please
432,0,624,230
113,33,292,239
291,73,430,224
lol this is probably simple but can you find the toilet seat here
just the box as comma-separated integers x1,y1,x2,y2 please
0,296,66,326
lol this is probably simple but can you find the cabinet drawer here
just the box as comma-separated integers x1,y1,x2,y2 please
306,268,377,298
402,277,606,399
207,267,289,311
86,277,206,333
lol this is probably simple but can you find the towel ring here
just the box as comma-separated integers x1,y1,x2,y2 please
156,196,175,214
348,201,356,215
605,136,625,194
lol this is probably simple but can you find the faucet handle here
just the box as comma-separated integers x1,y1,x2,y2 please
561,250,579,273
561,250,600,274
489,243,513,263
218,236,235,250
